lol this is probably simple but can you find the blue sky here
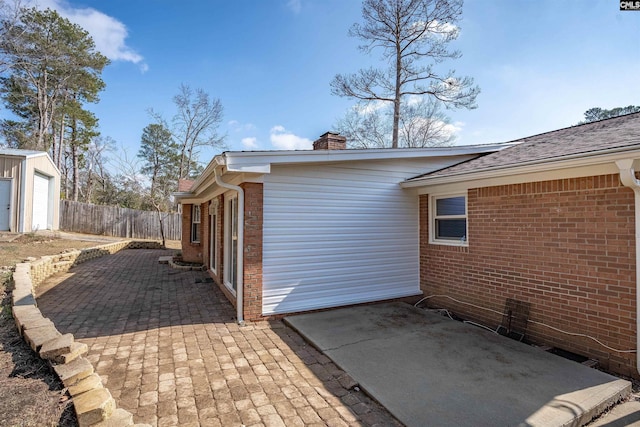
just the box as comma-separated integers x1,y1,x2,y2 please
19,0,640,166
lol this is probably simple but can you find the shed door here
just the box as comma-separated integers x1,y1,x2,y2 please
0,179,10,231
32,173,50,231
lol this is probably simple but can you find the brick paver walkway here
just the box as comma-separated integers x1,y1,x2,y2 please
36,249,401,427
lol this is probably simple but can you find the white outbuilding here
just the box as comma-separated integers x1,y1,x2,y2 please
0,149,60,232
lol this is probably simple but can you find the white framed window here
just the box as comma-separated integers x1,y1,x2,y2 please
430,194,467,245
224,194,238,294
191,205,201,243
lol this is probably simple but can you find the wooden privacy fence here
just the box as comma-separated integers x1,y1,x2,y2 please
60,200,182,241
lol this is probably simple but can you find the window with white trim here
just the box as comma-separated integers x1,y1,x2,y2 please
431,194,467,245
191,205,201,243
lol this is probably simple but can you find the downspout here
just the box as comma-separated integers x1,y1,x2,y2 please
214,164,245,326
616,158,640,374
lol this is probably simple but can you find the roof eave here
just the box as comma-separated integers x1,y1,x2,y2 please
186,143,514,194
401,146,640,189
222,143,515,173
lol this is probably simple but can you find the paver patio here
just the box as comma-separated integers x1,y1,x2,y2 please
36,248,400,427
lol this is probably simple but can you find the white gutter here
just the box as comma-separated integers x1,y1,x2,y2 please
214,163,245,326
616,158,640,374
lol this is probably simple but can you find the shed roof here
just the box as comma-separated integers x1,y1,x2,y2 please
406,112,640,183
0,148,50,158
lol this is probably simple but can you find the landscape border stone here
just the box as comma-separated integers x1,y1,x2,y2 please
9,239,163,427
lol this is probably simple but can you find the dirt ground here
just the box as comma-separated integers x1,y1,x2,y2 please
0,271,77,426
0,233,177,427
0,234,101,268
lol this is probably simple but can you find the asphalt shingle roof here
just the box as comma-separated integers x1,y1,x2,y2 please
414,112,640,180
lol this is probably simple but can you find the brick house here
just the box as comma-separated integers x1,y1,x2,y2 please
174,132,509,323
401,112,640,377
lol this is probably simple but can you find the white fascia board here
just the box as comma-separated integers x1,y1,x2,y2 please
401,148,640,191
173,191,192,201
223,143,514,171
178,172,262,205
187,142,512,195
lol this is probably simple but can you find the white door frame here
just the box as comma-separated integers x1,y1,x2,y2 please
224,194,238,295
0,178,12,231
32,171,52,231
209,200,218,275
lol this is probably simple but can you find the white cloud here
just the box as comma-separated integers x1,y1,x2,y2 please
241,137,259,149
406,95,423,107
353,100,387,115
287,0,302,14
409,20,459,39
440,120,463,139
28,0,146,70
228,120,257,132
427,20,458,36
270,125,312,150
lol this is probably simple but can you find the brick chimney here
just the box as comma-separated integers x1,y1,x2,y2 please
313,132,347,150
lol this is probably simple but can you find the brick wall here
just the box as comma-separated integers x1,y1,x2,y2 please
420,174,638,376
181,203,203,263
243,183,264,320
202,186,264,321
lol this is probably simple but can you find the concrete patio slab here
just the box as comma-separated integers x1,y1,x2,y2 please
285,302,631,427
589,400,640,426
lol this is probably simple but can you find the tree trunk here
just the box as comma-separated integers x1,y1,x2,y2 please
70,118,79,201
392,30,402,149
85,168,93,203
153,200,166,247
53,111,65,169
72,143,79,201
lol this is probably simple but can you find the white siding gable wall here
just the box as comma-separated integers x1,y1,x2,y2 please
261,156,473,315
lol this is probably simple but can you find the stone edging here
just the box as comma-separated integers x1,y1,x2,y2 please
11,240,163,427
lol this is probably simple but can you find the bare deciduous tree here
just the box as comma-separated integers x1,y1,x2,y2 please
82,135,113,204
331,0,478,148
173,84,224,178
149,84,224,179
335,97,456,148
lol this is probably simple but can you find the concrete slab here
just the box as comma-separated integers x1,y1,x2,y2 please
285,302,631,427
589,400,640,426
